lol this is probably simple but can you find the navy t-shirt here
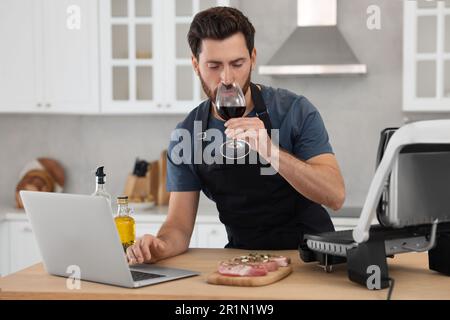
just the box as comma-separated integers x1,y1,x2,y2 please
166,84,334,194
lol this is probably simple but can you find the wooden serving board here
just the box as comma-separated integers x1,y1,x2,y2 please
206,266,292,287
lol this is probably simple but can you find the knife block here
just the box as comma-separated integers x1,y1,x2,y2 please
123,151,170,205
123,170,154,203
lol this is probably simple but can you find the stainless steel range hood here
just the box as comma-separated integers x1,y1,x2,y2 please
258,0,367,76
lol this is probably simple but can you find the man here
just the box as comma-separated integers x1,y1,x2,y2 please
126,7,345,265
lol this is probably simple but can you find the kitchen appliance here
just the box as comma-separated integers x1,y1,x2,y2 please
20,191,198,288
299,120,450,289
259,0,367,76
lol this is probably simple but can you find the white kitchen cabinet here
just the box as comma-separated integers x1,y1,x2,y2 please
135,222,162,238
0,220,8,277
8,221,42,275
99,0,228,114
99,0,164,113
0,0,99,114
135,222,199,248
42,0,99,113
0,0,42,112
196,224,228,248
165,0,228,113
403,0,450,111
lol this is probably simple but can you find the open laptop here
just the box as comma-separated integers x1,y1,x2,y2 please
19,190,199,288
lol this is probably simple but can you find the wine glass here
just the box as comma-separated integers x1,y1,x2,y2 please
215,82,250,159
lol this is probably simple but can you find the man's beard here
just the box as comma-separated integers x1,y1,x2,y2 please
199,70,252,103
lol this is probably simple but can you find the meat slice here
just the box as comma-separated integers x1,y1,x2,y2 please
260,261,279,272
217,253,292,277
229,255,279,272
268,255,291,267
218,262,268,277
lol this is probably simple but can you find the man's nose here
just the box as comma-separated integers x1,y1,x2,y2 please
220,66,234,85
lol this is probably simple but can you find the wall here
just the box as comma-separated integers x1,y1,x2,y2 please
0,114,183,206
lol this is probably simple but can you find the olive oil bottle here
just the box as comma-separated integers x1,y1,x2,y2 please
114,196,135,251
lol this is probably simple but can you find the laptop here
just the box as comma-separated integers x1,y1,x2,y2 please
19,190,199,288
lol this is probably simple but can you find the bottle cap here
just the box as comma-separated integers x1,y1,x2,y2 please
95,166,106,184
117,196,129,205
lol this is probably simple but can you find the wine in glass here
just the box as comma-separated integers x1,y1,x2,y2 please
215,82,250,159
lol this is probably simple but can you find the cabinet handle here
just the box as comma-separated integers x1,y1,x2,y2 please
165,104,170,108
45,103,51,108
157,103,162,108
23,226,33,232
210,229,217,235
36,103,42,107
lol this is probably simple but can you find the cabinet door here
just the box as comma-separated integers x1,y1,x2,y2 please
100,0,164,113
99,0,229,114
135,222,162,238
189,226,198,248
42,0,99,113
165,0,228,113
403,0,450,111
9,221,42,275
0,221,8,276
196,224,228,248
0,0,43,112
135,222,199,247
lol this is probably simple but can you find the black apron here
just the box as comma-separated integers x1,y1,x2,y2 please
194,83,334,249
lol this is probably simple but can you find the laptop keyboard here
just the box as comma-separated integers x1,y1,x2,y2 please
131,270,165,282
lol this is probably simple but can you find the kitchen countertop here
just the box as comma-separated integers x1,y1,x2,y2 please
0,248,448,300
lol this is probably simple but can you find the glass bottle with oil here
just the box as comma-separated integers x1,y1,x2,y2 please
114,196,135,251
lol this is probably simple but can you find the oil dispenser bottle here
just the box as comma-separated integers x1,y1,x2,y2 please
114,196,135,251
91,166,112,209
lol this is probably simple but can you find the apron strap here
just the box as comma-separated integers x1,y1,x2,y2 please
198,100,210,133
250,82,273,137
192,101,211,177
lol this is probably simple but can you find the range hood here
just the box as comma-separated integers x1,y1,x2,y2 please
258,0,367,76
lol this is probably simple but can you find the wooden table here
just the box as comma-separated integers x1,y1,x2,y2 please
0,248,449,300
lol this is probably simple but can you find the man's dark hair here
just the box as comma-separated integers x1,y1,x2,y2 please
188,6,255,60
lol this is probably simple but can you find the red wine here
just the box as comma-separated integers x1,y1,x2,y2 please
217,105,246,120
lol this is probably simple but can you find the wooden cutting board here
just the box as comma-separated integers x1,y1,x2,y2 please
206,266,292,287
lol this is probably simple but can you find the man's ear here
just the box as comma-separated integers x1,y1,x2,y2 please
251,48,257,71
192,55,200,76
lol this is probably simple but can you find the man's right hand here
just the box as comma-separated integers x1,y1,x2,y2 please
126,234,167,265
